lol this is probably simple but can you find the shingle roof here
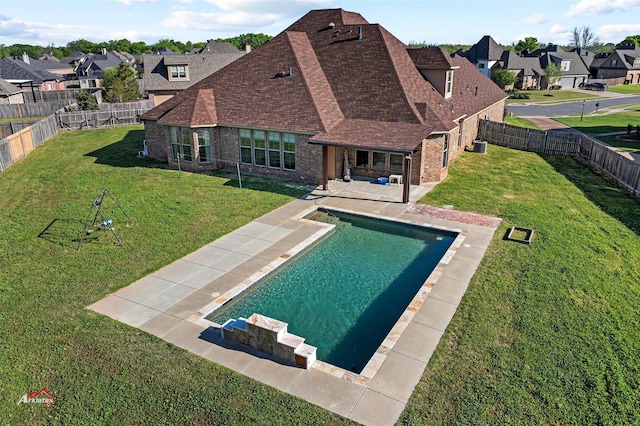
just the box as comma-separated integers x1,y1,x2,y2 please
0,77,24,96
0,57,62,84
143,8,506,151
142,50,246,92
462,35,504,63
198,40,244,54
499,50,544,76
540,51,590,75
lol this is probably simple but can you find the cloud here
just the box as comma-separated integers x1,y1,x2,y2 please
564,0,640,18
159,10,280,31
116,0,157,4
598,23,640,40
520,13,546,25
203,0,332,15
0,14,99,44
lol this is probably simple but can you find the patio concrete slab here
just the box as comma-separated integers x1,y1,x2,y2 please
242,356,306,393
138,312,184,337
288,368,365,418
413,296,460,331
391,321,443,363
88,178,501,425
350,389,407,426
428,275,470,305
367,351,427,403
118,303,159,327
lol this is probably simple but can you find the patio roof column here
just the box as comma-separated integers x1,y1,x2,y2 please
402,154,411,203
322,145,329,190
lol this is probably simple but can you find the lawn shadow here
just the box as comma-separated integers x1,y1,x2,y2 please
213,169,314,198
38,218,128,249
543,154,640,236
84,129,166,169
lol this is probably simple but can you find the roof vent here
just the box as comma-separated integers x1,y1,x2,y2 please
272,67,292,79
319,22,335,32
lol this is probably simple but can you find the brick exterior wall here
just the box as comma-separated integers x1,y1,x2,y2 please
144,98,505,185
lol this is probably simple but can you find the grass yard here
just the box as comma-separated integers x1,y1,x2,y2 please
506,90,600,104
553,111,640,153
504,115,541,130
400,145,640,425
607,85,640,95
0,126,351,425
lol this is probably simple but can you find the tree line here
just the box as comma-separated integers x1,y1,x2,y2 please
0,33,273,60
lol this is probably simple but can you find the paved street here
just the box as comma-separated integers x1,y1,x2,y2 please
506,92,640,117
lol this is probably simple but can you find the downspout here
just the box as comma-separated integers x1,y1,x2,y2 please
402,154,412,203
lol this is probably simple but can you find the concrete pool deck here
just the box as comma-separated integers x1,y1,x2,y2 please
88,178,502,426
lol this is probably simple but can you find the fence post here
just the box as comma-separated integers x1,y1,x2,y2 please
501,122,506,143
543,131,548,154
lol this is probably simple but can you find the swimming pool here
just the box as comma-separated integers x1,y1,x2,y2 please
207,209,457,373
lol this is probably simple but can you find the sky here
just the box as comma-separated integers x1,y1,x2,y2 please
1,0,639,48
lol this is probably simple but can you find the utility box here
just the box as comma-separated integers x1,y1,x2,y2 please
474,140,487,154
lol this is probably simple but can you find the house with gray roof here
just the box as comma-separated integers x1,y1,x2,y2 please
0,77,25,104
457,35,504,78
76,49,127,89
591,45,640,85
141,9,507,190
0,55,65,98
142,41,245,105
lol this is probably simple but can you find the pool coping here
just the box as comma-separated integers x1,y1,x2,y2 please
88,182,501,426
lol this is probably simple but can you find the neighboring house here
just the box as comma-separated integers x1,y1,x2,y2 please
0,55,65,98
76,48,126,89
591,45,640,85
142,41,245,105
457,35,504,78
497,50,544,90
461,38,589,89
0,77,25,104
141,8,506,188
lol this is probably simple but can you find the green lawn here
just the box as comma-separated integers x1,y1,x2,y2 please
506,90,600,104
400,145,640,425
553,111,640,153
608,85,640,95
0,126,350,425
504,115,541,130
2,126,640,425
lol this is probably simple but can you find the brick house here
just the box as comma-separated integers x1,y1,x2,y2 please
142,9,507,194
591,45,640,85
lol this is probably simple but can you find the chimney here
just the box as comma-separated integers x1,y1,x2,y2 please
101,47,107,55
245,42,251,54
22,52,30,65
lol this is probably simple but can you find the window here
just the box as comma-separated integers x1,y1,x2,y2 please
479,63,485,69
240,129,295,170
372,152,386,170
268,132,281,168
610,59,617,67
445,70,453,98
561,60,570,71
442,134,449,169
170,127,192,161
240,129,252,164
355,150,369,168
196,129,211,162
283,133,296,170
169,65,187,79
253,130,266,166
389,153,403,174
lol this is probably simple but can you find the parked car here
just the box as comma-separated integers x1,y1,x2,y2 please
579,82,608,91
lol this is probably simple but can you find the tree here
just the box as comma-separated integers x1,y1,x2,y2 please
492,68,517,89
101,63,140,103
514,37,539,53
216,33,272,51
75,92,99,110
617,35,640,47
570,26,600,50
544,63,563,94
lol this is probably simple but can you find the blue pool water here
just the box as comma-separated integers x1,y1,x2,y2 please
208,210,456,373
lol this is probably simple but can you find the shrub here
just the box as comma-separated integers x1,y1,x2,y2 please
76,92,99,111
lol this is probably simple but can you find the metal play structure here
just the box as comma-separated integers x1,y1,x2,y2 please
77,188,132,249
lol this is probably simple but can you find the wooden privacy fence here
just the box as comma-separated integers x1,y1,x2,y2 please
0,115,59,172
0,101,71,119
0,100,153,173
57,99,154,130
479,119,640,197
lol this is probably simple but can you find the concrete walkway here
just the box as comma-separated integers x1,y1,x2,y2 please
89,178,501,425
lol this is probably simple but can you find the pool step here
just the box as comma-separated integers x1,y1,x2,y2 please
220,313,316,369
